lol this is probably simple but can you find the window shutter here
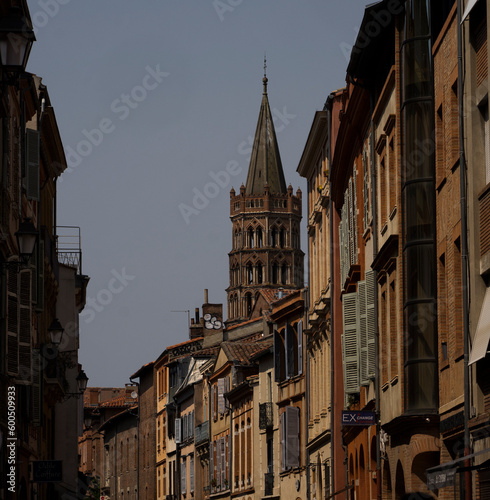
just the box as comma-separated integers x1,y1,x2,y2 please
221,436,226,486
190,455,194,492
285,323,291,379
175,418,181,444
213,384,217,421
280,412,286,470
366,269,377,379
285,406,300,469
36,240,44,312
7,266,19,376
183,414,188,442
218,378,225,414
274,327,281,382
32,348,42,426
342,292,360,395
358,280,368,385
225,435,229,486
18,270,32,383
26,128,40,201
216,439,221,486
181,459,187,495
297,320,303,375
210,440,215,485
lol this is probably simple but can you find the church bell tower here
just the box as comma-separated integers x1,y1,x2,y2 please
226,68,304,325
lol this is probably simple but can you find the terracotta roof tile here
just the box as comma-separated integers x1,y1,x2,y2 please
221,338,273,365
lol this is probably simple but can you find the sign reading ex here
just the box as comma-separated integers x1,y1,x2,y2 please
341,411,376,426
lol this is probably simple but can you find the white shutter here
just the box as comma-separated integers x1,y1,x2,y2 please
175,418,181,444
342,292,360,395
358,280,368,385
26,129,40,201
297,320,303,375
366,269,377,379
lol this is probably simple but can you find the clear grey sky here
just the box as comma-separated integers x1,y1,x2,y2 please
27,0,369,387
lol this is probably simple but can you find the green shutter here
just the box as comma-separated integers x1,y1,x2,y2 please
366,269,377,379
342,292,360,395
26,129,40,201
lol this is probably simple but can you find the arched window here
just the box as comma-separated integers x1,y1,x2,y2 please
257,263,263,284
248,228,254,248
247,263,253,284
256,227,263,248
279,228,286,248
271,227,277,248
245,293,252,316
272,263,279,284
281,264,288,284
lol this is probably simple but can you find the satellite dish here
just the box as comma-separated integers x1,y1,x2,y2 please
131,391,138,399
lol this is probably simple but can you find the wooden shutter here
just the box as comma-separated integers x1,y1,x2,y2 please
297,320,303,375
285,406,300,469
32,348,42,426
181,458,187,495
280,411,286,470
342,292,360,395
26,129,40,201
6,265,19,376
210,440,215,484
225,435,229,486
285,323,294,379
36,240,44,312
190,455,194,493
358,280,368,385
220,436,226,486
366,269,377,379
175,418,181,444
218,378,225,414
18,270,32,383
216,438,222,486
274,327,281,382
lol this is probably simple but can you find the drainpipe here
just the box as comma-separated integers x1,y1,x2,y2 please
457,1,472,498
129,377,140,500
325,93,336,499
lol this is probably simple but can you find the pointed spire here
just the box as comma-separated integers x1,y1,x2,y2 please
245,65,287,196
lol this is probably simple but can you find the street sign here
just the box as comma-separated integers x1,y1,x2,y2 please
427,467,457,490
32,460,62,483
341,410,376,426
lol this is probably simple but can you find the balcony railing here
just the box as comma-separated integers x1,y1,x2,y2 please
195,420,209,445
56,226,82,274
265,472,274,496
259,402,273,430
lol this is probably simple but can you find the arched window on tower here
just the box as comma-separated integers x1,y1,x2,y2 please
271,227,277,248
272,263,279,284
247,263,253,284
257,263,263,284
245,293,252,316
248,228,254,248
281,264,288,285
256,227,263,248
279,228,286,248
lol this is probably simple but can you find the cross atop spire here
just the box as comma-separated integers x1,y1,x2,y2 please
263,53,268,94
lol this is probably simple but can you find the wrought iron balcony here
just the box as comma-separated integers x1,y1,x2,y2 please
259,402,273,429
265,472,274,496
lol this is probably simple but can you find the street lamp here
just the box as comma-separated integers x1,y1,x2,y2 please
15,218,37,266
63,369,89,400
0,6,35,74
48,318,64,347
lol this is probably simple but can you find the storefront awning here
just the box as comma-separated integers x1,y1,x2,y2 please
469,287,490,365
